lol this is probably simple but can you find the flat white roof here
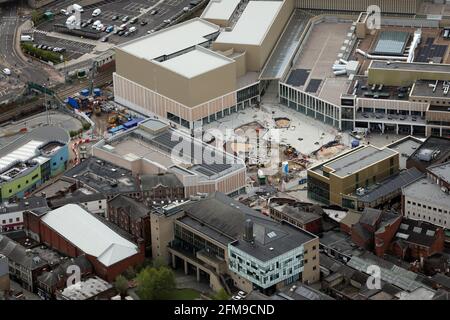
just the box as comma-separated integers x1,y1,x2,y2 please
201,0,241,22
0,140,43,172
42,204,138,267
215,1,283,46
118,18,220,61
158,47,233,78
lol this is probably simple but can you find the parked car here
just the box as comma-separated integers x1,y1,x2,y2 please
130,17,138,24
150,9,158,15
237,291,247,299
106,25,114,33
86,18,94,25
118,30,125,36
183,6,189,12
140,20,148,26
121,16,129,22
119,23,127,30
129,26,137,33
112,15,119,21
60,9,69,15
231,295,242,300
100,37,108,42
163,19,171,24
147,29,155,34
92,8,101,17
124,31,130,37
81,22,88,28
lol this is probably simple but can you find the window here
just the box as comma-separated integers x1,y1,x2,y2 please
16,217,19,222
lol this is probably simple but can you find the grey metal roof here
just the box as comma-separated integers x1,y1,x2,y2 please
179,192,316,261
394,218,442,248
140,173,183,190
49,191,106,209
358,168,424,203
403,177,450,208
270,203,322,224
0,196,49,214
64,157,140,195
325,145,397,177
0,235,47,270
428,161,450,184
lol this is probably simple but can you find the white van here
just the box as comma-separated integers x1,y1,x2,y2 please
92,20,102,29
20,35,34,42
92,8,101,17
72,4,84,12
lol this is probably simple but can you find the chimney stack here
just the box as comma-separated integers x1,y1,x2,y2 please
244,219,254,243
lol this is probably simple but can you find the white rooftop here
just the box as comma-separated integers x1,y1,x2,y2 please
159,47,233,78
215,1,283,45
118,18,220,61
201,0,241,22
42,204,138,267
0,140,43,172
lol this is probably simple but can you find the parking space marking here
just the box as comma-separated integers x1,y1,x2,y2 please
123,2,148,13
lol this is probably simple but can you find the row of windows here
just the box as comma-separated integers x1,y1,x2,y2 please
407,211,448,226
407,201,449,214
1,217,21,224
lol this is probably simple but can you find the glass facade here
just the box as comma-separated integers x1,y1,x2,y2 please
228,244,304,289
279,83,341,129
174,223,225,259
307,174,330,205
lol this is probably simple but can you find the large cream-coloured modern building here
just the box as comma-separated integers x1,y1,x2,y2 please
114,0,296,130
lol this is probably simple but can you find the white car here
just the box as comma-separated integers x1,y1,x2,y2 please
237,291,247,298
163,19,171,24
183,6,189,12
3,68,11,76
60,9,69,15
231,295,242,300
92,8,101,17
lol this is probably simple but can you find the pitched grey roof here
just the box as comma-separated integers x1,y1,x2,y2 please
179,192,316,262
140,173,183,190
359,208,383,227
0,235,47,270
357,167,424,203
108,195,150,220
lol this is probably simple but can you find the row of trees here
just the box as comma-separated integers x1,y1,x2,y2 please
21,43,62,64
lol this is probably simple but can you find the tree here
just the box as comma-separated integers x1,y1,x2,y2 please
114,275,129,296
123,266,136,280
152,257,166,269
212,288,230,300
136,266,176,300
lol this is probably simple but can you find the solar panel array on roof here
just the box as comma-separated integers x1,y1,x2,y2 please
286,69,310,87
305,79,322,93
371,31,410,56
415,37,448,63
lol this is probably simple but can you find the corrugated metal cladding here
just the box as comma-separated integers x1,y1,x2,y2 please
295,0,422,14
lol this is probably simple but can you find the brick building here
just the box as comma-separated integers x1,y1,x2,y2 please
107,195,151,249
23,204,145,282
140,173,184,202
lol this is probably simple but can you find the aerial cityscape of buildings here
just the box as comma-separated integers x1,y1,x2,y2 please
0,0,450,305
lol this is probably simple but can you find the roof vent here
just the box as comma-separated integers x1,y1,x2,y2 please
269,247,274,251
244,219,254,243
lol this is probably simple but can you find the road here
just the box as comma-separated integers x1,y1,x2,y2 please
0,3,56,103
